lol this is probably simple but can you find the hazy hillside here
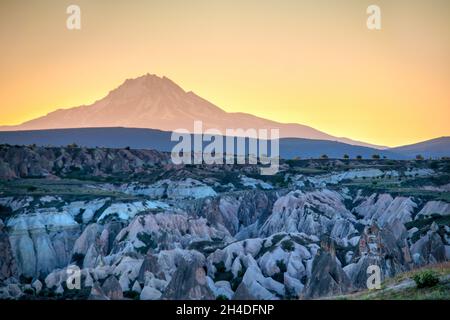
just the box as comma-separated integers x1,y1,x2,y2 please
0,127,404,159
390,137,450,158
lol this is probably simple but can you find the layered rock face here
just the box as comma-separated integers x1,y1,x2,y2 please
353,194,417,226
259,190,357,243
0,145,169,179
185,190,279,237
7,210,80,278
304,237,352,299
0,219,17,280
343,222,413,289
207,233,318,300
410,222,447,265
162,251,214,300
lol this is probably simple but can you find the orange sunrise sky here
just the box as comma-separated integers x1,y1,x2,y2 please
0,0,449,147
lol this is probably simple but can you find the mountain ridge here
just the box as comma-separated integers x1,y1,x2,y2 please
390,136,450,158
0,74,386,149
3,126,449,159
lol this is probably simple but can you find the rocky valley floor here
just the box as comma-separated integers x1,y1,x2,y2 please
0,144,449,300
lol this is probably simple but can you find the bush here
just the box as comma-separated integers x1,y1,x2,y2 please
67,143,79,148
214,261,233,282
230,267,247,291
27,186,38,192
412,270,440,288
281,239,295,252
71,253,85,267
276,260,287,273
0,205,12,220
23,288,35,295
124,290,140,300
136,232,157,254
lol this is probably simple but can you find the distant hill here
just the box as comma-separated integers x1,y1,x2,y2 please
390,137,450,158
0,127,405,159
277,138,404,159
0,74,385,149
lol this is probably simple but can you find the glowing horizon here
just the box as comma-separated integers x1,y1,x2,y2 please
1,0,449,147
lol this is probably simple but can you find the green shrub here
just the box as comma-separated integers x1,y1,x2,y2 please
71,253,85,267
214,261,233,282
276,260,287,273
19,275,33,284
124,290,140,300
230,267,247,291
281,239,295,252
0,205,12,221
412,270,440,288
23,288,35,295
136,232,157,254
27,186,38,192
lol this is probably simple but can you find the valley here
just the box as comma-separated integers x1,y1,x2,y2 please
0,144,449,300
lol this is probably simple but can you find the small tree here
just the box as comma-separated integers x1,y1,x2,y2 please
343,154,349,159
372,154,380,159
356,155,363,160
67,143,79,149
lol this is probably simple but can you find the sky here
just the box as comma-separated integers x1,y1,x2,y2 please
0,0,449,147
